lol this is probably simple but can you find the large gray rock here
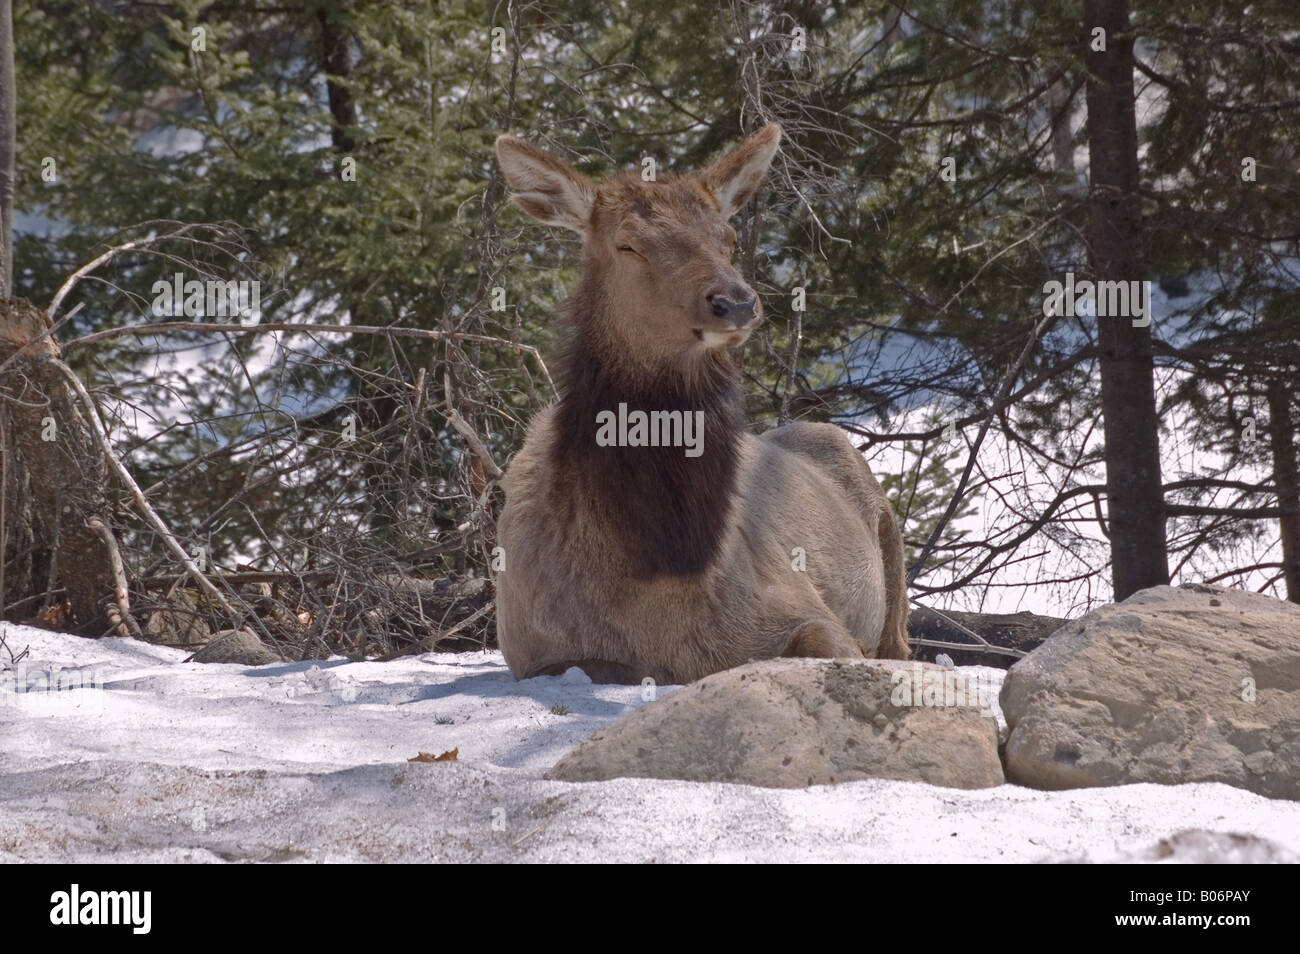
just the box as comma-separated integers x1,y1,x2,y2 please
191,628,282,666
1001,584,1300,798
548,657,1004,789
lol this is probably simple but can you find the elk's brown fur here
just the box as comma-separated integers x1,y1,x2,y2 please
493,125,910,683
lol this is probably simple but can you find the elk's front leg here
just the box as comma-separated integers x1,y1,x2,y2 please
783,618,866,660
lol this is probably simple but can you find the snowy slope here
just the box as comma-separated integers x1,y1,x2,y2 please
2,622,1297,863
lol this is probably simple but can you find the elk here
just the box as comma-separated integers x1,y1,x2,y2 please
492,124,910,684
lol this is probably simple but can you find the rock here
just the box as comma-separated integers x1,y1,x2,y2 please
144,588,210,647
1108,829,1300,864
548,657,1004,789
191,628,282,666
1001,584,1300,798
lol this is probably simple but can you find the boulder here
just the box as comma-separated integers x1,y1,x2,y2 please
548,657,1004,789
1001,584,1300,798
191,628,282,666
144,587,210,647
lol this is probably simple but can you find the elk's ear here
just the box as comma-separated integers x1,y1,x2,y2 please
700,123,782,217
495,135,595,234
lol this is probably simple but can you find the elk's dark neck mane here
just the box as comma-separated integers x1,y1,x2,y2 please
552,306,743,579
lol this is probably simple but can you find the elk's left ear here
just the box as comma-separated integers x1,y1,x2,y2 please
700,123,782,217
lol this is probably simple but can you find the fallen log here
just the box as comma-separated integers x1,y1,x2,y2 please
908,604,1069,669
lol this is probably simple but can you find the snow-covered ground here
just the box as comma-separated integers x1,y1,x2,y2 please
2,621,1297,863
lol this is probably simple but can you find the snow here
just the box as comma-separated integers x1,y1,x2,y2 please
2,622,1297,863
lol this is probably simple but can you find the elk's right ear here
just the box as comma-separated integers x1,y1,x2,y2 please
495,135,595,234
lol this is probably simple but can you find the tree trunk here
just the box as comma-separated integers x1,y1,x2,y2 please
316,3,407,545
1267,379,1300,602
1,298,114,633
0,0,15,297
317,3,356,153
1083,0,1169,599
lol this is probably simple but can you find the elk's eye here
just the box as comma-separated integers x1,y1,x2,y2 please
617,244,636,253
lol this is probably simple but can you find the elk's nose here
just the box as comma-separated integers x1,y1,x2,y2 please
707,293,756,327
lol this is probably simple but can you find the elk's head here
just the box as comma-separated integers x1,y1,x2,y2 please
494,125,782,368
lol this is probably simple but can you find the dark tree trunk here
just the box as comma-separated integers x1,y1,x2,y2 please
1267,380,1300,602
0,13,115,633
315,3,403,541
0,0,14,297
317,3,356,153
0,299,114,632
1083,0,1170,599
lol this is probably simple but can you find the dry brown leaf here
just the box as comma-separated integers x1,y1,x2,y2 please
39,602,69,626
23,602,70,630
409,748,458,763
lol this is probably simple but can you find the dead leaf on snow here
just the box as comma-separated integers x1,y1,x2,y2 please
409,748,458,763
